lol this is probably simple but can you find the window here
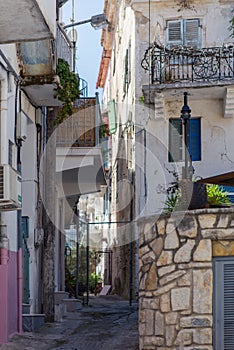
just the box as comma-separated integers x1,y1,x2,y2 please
213,258,234,350
116,163,119,202
168,118,201,162
123,42,131,96
167,19,200,48
113,44,116,76
221,186,234,204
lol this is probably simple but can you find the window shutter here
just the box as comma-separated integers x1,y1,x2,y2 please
221,186,234,203
189,118,201,161
214,258,234,350
123,49,129,95
168,118,183,162
224,263,234,349
107,99,117,134
185,19,200,47
167,20,183,47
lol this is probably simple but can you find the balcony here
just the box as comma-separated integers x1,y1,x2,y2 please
0,0,56,44
17,24,73,107
56,97,106,205
141,43,234,104
56,98,99,148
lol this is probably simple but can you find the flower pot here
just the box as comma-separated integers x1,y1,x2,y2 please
181,180,207,210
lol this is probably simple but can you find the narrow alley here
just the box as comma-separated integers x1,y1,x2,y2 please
0,295,138,350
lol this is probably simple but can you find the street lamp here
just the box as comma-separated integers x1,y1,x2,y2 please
64,13,109,73
180,92,193,180
63,13,109,30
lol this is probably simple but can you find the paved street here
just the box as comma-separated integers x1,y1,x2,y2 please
0,295,138,350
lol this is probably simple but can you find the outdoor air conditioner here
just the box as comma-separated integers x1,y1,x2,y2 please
0,164,22,211
16,111,27,141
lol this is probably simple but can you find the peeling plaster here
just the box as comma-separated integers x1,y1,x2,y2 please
135,11,149,25
211,126,234,164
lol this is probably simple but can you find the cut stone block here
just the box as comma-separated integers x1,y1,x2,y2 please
22,314,45,332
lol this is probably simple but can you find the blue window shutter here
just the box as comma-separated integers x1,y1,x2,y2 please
189,118,201,161
221,186,234,203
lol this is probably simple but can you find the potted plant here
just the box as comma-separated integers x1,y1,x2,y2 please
163,172,232,212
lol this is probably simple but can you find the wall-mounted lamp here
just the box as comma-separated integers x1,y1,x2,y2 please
63,13,109,30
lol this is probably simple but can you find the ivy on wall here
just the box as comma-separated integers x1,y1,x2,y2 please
55,58,80,124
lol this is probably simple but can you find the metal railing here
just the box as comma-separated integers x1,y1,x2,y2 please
56,23,73,68
56,96,101,147
79,77,88,97
141,43,234,84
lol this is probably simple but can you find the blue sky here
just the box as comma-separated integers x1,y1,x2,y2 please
62,0,104,96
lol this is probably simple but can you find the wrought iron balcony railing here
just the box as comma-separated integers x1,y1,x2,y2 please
141,43,234,85
56,23,73,69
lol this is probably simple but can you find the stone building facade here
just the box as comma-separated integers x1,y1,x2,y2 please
97,0,234,300
138,207,234,349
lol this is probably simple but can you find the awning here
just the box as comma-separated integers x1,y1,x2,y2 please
198,171,234,187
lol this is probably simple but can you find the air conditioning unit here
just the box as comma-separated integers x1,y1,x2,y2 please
16,111,27,141
0,164,22,211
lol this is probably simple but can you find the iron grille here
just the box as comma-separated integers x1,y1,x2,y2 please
141,43,234,84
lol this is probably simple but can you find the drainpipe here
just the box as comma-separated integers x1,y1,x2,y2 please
0,68,9,344
0,72,8,261
95,92,100,145
0,53,23,335
14,76,23,334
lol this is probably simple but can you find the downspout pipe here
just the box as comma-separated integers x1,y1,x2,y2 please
0,50,23,337
0,69,9,257
0,65,9,344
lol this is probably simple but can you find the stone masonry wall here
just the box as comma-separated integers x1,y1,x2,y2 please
138,208,234,350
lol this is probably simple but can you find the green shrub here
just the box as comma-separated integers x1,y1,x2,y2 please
206,184,232,206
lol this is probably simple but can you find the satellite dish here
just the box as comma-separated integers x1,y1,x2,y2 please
67,29,78,43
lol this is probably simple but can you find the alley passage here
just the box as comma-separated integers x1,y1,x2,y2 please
0,295,138,350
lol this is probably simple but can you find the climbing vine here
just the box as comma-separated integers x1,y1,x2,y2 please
99,123,110,139
176,0,195,12
55,58,80,124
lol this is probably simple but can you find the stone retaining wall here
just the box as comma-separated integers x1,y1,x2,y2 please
138,208,234,350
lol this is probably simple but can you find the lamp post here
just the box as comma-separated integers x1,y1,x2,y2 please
63,13,109,30
64,13,109,77
180,92,192,180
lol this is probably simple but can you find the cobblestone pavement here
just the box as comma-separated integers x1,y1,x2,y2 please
0,295,139,350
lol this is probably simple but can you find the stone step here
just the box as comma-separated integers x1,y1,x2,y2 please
54,291,69,305
62,298,82,312
22,314,45,332
22,303,31,315
55,303,67,322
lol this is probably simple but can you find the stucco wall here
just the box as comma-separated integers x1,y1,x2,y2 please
133,0,234,217
138,207,234,349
